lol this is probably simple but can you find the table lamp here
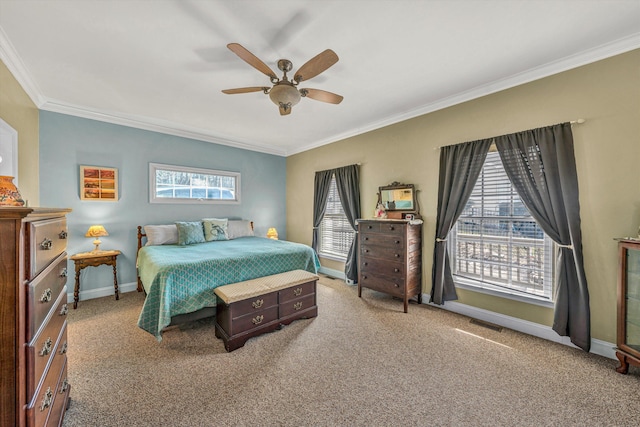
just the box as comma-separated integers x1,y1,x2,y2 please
266,227,278,240
85,225,109,252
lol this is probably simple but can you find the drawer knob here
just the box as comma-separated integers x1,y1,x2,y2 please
394,283,400,288
59,341,68,355
394,268,400,273
364,249,370,253
364,262,368,266
40,288,52,303
368,225,373,229
252,315,264,325
252,299,264,309
294,301,303,311
60,267,68,278
59,304,68,316
39,387,53,412
389,226,395,230
293,287,303,296
39,337,53,357
394,253,400,258
59,230,67,239
40,237,53,250
60,378,69,393
364,237,369,241
395,240,400,244
363,275,368,280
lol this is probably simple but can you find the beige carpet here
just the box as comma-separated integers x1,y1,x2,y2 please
62,276,640,427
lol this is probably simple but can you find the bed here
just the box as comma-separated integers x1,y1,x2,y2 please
136,221,320,341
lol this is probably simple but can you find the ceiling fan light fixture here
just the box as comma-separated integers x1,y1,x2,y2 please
269,82,301,108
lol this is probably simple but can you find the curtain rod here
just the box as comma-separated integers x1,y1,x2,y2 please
433,119,585,150
316,163,361,173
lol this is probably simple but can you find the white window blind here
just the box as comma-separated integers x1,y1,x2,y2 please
449,150,555,300
319,175,355,260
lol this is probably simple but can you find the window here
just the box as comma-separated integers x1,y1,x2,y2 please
149,163,240,204
449,150,555,301
319,175,355,260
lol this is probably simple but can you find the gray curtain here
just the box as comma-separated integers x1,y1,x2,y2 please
311,170,333,252
494,123,590,351
334,165,361,283
431,139,492,305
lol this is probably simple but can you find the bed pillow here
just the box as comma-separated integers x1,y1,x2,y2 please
144,224,178,246
227,220,254,239
175,221,206,246
202,218,229,241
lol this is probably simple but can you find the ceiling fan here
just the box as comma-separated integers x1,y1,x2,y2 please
222,43,343,116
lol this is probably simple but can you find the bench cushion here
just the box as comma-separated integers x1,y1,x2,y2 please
214,269,319,304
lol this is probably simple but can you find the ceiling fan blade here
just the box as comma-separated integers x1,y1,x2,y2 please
227,43,277,80
301,88,343,104
222,87,268,94
293,49,339,83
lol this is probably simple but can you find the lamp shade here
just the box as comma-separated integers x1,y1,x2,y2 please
266,227,278,240
86,225,108,252
85,225,108,237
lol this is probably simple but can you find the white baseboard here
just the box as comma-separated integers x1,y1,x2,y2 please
67,281,139,304
318,266,346,281
423,294,616,360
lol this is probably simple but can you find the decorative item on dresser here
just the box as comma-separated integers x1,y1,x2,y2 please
615,238,640,374
357,218,422,313
0,207,72,427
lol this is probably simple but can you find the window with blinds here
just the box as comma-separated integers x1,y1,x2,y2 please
319,175,355,260
449,150,555,300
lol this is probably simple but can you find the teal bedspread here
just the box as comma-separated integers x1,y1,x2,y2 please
137,236,320,340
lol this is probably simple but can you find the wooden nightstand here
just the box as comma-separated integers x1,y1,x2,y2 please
70,250,121,309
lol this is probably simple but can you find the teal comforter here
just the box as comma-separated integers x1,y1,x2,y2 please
137,237,320,340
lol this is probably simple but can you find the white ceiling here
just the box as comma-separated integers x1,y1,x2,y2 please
1,1,639,157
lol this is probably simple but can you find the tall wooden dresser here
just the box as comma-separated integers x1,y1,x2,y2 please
357,219,422,312
1,207,72,427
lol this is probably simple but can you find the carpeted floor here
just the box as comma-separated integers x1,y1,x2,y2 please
62,276,640,427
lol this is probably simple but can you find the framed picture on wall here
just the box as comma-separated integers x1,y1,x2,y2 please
80,165,118,201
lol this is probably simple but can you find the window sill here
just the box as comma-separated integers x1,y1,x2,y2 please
318,253,347,263
453,277,554,308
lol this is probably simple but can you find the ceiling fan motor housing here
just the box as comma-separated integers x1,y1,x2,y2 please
269,82,301,107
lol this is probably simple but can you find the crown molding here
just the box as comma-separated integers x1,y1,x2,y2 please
286,33,640,156
39,100,287,157
0,26,45,107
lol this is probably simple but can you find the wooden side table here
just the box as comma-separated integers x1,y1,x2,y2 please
70,250,121,309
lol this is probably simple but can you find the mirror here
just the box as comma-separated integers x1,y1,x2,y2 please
378,182,416,212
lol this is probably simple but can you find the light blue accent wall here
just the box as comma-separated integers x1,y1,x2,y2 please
39,111,286,295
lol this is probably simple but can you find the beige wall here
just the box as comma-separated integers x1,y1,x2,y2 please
0,60,39,205
286,49,640,344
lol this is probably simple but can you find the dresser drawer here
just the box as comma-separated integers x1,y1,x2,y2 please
227,306,279,336
28,217,68,280
27,254,68,341
27,291,68,401
279,280,316,304
360,232,405,249
46,357,69,427
280,293,316,318
359,221,405,235
360,274,406,296
360,260,405,278
229,291,278,319
360,243,405,261
27,333,67,427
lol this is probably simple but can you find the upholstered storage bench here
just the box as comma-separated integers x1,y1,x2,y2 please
214,270,319,352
